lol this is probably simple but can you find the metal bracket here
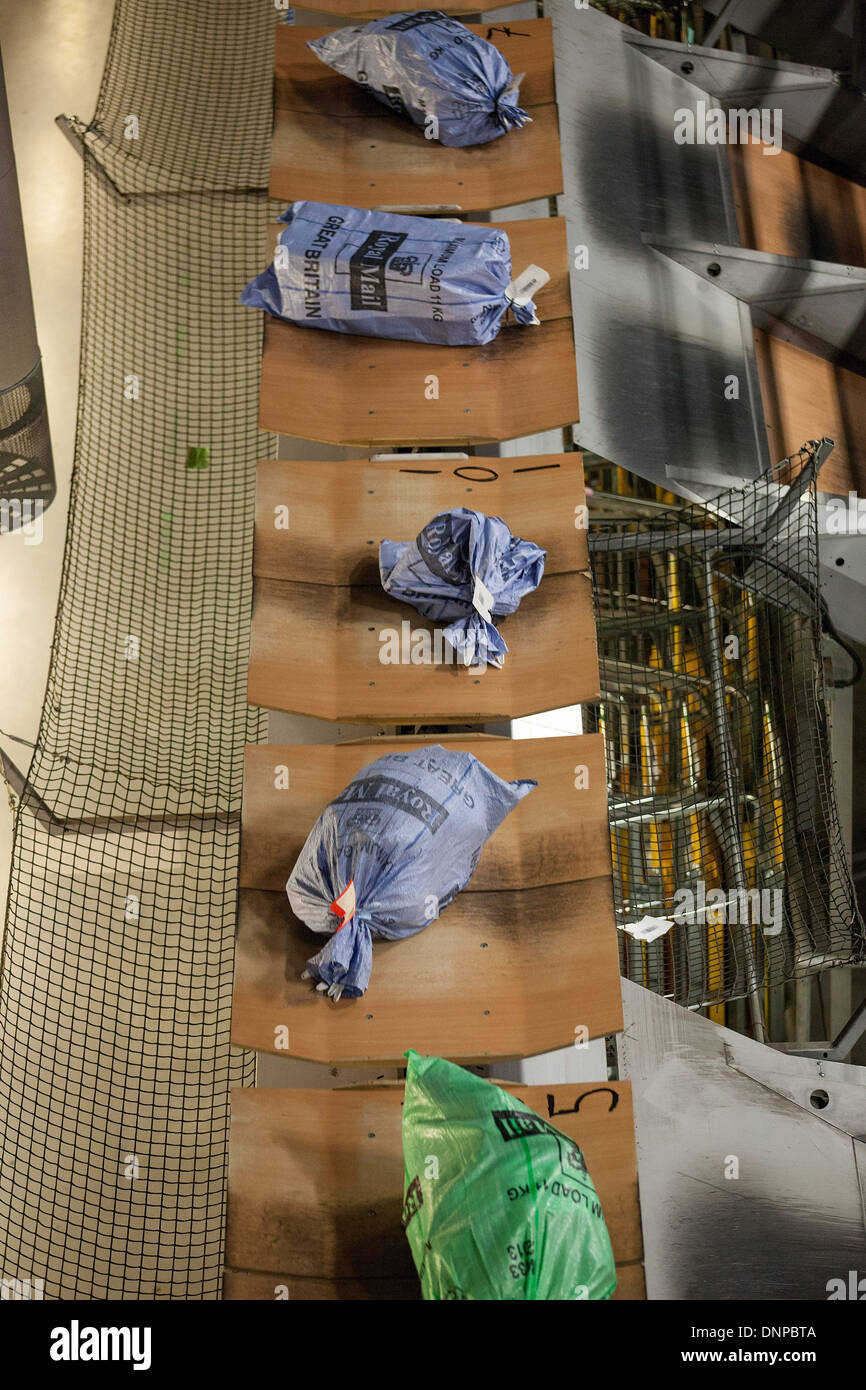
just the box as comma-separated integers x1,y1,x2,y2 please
776,992,866,1063
626,32,866,183
644,235,866,369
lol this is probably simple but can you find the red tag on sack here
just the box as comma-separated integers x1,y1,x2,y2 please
330,880,356,930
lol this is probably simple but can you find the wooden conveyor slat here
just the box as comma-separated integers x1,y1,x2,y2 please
294,2,527,17
729,142,866,493
257,217,579,446
253,454,588,584
248,568,596,720
224,1083,644,1299
232,872,622,1062
248,452,596,721
240,734,609,893
232,727,620,1062
271,22,562,211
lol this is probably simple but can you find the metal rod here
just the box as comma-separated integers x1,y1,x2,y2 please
703,555,767,1042
829,993,866,1060
589,440,833,558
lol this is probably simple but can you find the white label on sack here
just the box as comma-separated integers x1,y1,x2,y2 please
505,263,550,307
472,575,494,623
330,879,356,929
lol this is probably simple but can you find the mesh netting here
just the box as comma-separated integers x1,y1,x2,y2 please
586,439,866,1023
0,0,278,1298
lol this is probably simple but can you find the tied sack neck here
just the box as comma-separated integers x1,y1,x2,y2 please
493,73,531,134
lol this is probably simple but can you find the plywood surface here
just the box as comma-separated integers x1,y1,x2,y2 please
257,217,579,446
730,142,866,492
276,23,555,117
730,143,866,266
271,23,561,210
248,568,598,720
263,214,573,321
231,875,622,1062
223,1081,642,1299
754,329,866,494
241,734,609,892
222,1264,644,1300
253,453,588,584
222,1269,419,1300
294,0,526,15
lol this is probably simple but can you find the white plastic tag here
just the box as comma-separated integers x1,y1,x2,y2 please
623,914,673,944
505,263,550,307
502,73,526,101
330,879,356,930
472,575,494,623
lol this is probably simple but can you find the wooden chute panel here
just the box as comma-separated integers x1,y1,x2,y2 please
291,2,527,19
254,454,588,584
730,144,866,266
240,734,610,892
232,728,620,1063
248,452,596,721
753,333,866,496
271,23,562,212
257,216,578,445
248,570,595,721
729,142,866,493
233,875,620,1063
276,25,555,118
223,1083,644,1300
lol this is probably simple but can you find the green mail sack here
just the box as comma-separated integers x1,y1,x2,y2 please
401,1051,617,1300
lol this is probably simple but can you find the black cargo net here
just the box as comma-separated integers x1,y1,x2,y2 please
0,0,279,1298
586,440,865,1025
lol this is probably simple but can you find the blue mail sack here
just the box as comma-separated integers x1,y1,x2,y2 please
308,11,530,148
238,202,539,346
380,508,546,669
287,745,535,999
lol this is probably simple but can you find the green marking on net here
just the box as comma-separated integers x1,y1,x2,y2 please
185,447,211,470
